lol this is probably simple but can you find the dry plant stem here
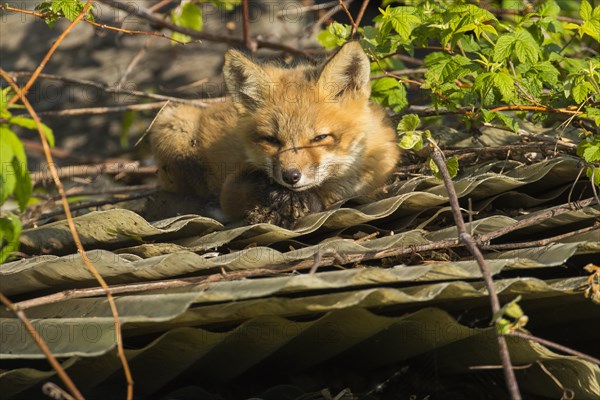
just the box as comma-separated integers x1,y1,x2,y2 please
18,101,167,118
117,37,156,90
0,69,134,400
96,0,313,58
477,196,597,244
428,143,521,400
485,224,599,250
9,71,210,106
7,0,94,106
241,0,252,51
31,163,156,185
0,294,83,400
508,331,600,366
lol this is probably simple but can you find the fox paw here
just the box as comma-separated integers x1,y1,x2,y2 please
246,187,324,229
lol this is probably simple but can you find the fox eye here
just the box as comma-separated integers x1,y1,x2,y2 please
312,134,331,143
261,136,281,146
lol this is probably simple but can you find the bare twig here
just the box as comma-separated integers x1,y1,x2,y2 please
484,224,599,250
6,0,94,105
117,37,156,90
509,331,600,365
0,4,186,45
337,0,356,28
241,0,253,51
31,162,156,185
477,197,597,244
351,0,370,37
0,292,83,400
428,141,521,399
1,68,135,400
17,102,166,118
9,71,209,106
96,0,314,58
26,190,157,225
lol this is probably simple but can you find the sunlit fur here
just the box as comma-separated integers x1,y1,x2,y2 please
150,42,401,222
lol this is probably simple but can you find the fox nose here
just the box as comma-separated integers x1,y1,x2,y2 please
282,168,302,185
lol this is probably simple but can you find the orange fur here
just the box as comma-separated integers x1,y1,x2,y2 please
149,42,401,225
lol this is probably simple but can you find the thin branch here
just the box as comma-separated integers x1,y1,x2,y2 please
484,224,599,251
31,162,156,185
477,197,598,245
6,0,94,106
241,0,252,51
96,0,314,58
337,0,356,28
508,331,600,365
0,4,186,45
0,68,135,400
428,141,522,400
0,292,83,400
17,102,166,118
116,37,156,90
351,0,370,37
8,71,209,106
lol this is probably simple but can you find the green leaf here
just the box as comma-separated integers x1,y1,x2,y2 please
372,77,400,92
513,29,539,64
317,30,338,50
120,110,137,149
493,72,516,103
171,2,203,43
582,144,600,162
495,112,520,133
384,6,420,40
445,156,459,178
0,214,22,264
580,0,593,21
9,116,55,148
397,114,420,132
399,132,423,150
494,34,516,62
586,166,600,186
572,81,593,104
0,125,31,210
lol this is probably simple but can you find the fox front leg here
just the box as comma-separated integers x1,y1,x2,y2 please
221,170,324,228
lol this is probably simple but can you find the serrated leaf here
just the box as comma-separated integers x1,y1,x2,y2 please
399,132,423,150
397,114,420,132
514,29,539,64
9,117,55,148
580,0,593,21
493,72,515,103
572,81,593,104
386,7,420,40
582,144,600,162
581,20,600,42
539,0,560,18
494,34,515,62
495,112,520,133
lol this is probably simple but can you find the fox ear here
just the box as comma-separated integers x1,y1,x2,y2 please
318,41,371,99
223,49,269,113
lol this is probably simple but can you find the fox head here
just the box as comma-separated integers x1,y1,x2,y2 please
223,42,374,191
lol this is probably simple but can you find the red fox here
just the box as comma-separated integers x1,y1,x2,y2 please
149,42,400,227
